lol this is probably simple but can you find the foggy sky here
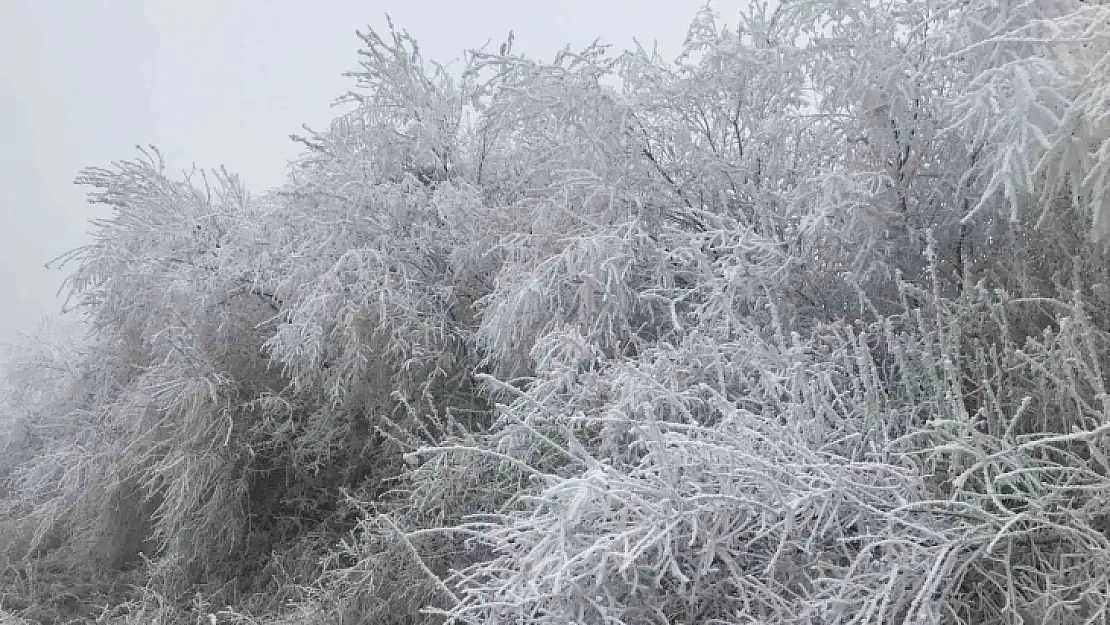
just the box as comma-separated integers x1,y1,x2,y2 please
0,0,744,343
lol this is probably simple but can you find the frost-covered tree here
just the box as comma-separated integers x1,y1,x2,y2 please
2,0,1110,624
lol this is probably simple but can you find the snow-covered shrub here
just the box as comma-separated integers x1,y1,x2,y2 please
2,0,1109,622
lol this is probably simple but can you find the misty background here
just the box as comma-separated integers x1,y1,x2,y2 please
0,0,744,344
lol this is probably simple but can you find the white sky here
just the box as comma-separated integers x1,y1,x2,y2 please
0,0,746,342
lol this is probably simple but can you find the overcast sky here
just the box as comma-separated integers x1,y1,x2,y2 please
0,0,745,343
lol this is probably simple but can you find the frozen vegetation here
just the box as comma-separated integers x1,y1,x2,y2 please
2,0,1110,623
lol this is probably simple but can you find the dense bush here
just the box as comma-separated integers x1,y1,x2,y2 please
2,0,1110,623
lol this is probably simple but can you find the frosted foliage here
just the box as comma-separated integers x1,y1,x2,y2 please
2,0,1110,623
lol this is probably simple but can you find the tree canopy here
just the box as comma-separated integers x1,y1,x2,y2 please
3,1,1110,623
